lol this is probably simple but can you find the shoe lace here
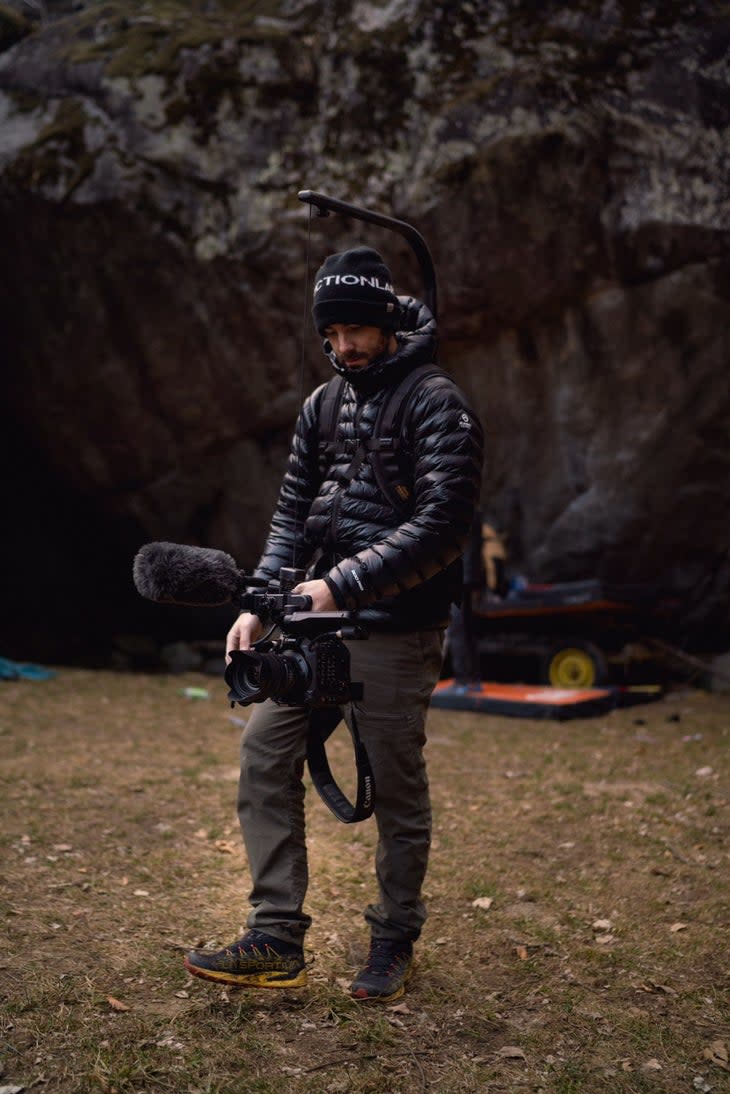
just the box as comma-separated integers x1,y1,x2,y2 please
234,932,299,959
364,940,409,975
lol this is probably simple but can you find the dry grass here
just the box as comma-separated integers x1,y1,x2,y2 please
1,669,728,1093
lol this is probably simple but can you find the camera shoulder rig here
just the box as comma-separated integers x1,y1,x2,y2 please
317,361,449,517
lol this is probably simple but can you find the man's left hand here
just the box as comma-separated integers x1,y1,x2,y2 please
291,579,338,612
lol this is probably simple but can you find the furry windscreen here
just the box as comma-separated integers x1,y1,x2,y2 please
133,542,240,606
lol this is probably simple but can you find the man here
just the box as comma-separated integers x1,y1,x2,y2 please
185,246,483,1001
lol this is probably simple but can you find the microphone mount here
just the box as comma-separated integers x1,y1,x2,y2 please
297,189,439,323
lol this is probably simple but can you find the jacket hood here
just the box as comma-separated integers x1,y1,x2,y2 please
323,296,437,395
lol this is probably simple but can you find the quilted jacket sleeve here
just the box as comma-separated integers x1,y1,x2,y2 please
323,378,484,610
253,385,324,583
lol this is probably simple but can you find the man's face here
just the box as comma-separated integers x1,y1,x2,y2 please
324,324,392,369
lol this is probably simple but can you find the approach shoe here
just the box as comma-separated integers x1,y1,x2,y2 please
184,929,306,988
350,938,413,1002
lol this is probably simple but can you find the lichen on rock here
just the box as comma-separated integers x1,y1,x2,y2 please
0,0,729,658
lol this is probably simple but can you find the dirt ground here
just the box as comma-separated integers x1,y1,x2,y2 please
1,669,728,1094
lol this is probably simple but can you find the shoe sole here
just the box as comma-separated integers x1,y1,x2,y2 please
350,961,413,1003
183,956,307,988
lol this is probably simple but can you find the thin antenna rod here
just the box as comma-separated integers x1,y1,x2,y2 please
293,201,315,569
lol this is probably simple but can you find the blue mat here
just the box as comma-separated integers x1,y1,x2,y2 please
0,657,56,681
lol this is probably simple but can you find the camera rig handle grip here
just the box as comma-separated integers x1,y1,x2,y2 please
298,190,438,322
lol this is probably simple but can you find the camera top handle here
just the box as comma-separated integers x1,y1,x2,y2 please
297,190,438,322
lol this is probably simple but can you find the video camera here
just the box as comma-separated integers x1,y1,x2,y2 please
224,565,365,708
133,541,374,823
132,542,366,709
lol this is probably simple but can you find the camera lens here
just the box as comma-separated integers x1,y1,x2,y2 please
225,649,310,705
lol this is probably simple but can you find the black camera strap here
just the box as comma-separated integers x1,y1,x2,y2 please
306,706,375,824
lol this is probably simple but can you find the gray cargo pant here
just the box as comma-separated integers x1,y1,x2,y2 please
236,629,444,946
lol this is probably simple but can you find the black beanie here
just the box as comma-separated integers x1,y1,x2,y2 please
312,246,401,336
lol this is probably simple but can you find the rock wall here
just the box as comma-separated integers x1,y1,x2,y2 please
1,0,729,660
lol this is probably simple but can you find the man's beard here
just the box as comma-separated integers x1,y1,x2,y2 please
338,352,371,368
337,334,389,370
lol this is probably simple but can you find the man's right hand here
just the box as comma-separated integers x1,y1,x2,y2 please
226,612,264,663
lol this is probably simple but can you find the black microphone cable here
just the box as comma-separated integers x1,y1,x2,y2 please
293,200,315,567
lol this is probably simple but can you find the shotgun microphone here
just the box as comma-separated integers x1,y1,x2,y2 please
132,540,375,823
132,542,247,606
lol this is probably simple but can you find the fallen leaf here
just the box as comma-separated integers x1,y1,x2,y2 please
174,990,190,999
496,1046,526,1061
704,1041,729,1070
53,844,73,853
695,766,714,777
638,981,677,995
595,933,616,945
156,1034,184,1050
0,1086,26,1094
669,922,688,933
388,1002,412,1014
643,1058,662,1071
515,945,529,961
133,889,150,897
472,897,493,911
213,840,238,854
107,996,130,1012
592,919,612,931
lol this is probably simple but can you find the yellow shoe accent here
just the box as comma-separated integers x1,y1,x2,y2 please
184,957,307,988
183,930,307,988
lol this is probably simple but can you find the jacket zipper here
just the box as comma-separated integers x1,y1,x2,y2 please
329,394,364,544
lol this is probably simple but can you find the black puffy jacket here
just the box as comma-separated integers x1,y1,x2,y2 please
254,300,484,629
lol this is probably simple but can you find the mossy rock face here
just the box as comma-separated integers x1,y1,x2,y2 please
6,97,93,197
58,0,299,78
0,0,729,656
0,3,31,50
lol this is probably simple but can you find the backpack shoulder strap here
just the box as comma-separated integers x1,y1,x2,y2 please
368,364,450,513
377,363,448,437
317,375,346,465
315,365,451,513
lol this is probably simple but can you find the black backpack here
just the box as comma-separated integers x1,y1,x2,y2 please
316,363,449,515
